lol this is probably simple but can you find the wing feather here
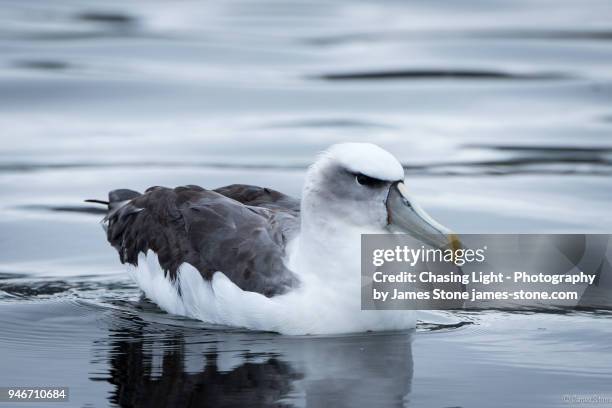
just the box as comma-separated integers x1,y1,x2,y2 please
104,185,300,297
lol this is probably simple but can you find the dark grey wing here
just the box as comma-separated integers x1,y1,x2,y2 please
213,184,300,241
104,185,299,297
213,184,300,212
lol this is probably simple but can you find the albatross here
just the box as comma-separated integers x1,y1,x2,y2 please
91,143,456,335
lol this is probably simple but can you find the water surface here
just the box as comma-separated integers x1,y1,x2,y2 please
1,0,612,406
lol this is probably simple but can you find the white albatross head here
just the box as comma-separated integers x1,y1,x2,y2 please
301,143,459,250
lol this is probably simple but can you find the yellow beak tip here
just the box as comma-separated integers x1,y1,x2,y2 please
449,233,462,251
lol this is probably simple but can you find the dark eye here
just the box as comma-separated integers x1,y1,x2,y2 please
355,173,385,187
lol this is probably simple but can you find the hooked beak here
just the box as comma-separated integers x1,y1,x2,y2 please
386,181,460,251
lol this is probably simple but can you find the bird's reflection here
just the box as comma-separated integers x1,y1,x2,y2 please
93,309,414,407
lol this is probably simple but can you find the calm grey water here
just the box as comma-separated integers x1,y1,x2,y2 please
1,0,612,407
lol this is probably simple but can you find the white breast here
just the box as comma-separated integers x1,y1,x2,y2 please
128,230,415,335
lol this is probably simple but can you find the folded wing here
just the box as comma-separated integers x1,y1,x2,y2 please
104,184,300,297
